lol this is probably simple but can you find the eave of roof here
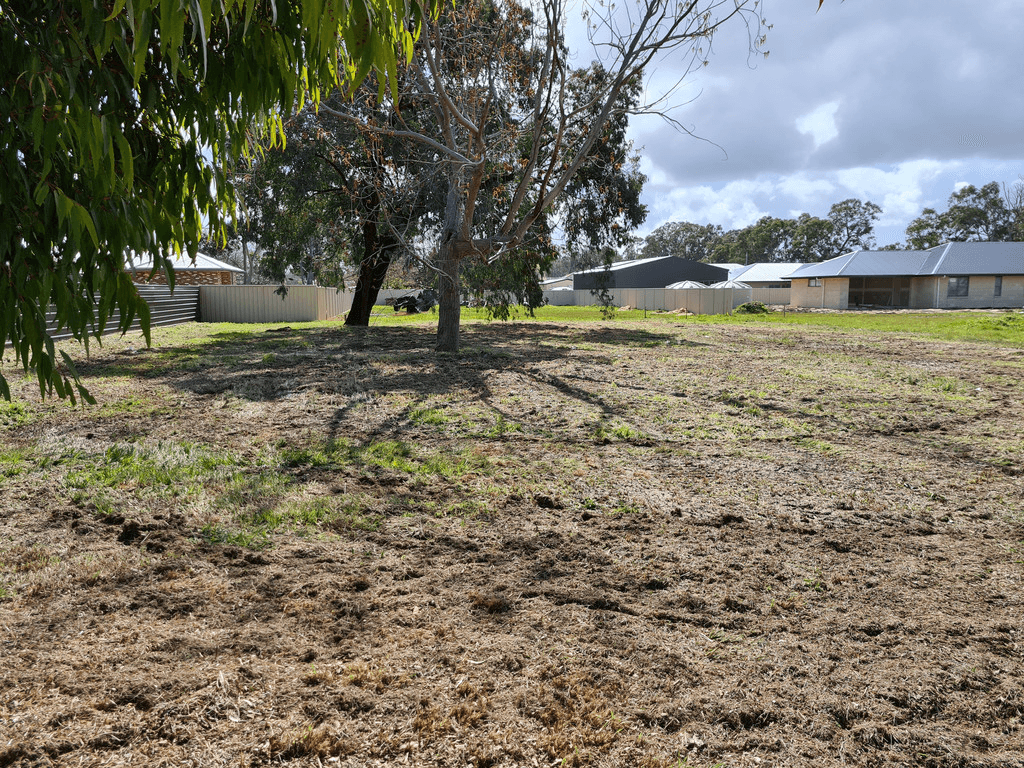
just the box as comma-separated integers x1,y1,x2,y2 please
129,252,244,273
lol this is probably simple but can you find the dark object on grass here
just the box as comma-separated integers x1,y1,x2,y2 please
393,291,437,314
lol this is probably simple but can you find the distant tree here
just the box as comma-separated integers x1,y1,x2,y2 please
642,222,724,262
827,199,882,254
906,181,1020,248
790,213,834,263
713,217,796,264
1004,177,1024,241
905,208,950,250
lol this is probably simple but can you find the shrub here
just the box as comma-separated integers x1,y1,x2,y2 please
734,301,771,315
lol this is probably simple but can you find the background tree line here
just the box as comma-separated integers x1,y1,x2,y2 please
616,178,1024,270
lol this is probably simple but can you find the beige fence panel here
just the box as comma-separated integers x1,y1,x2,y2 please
199,286,352,323
540,287,765,314
544,290,577,306
751,287,791,305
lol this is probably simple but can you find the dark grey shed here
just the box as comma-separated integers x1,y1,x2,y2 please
572,256,728,291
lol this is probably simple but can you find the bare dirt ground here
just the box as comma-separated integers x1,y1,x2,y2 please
2,317,1023,768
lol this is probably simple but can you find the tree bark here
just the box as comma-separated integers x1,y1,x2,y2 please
346,217,397,326
435,239,462,352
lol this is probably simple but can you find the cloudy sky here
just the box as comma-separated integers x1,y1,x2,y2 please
568,0,1024,249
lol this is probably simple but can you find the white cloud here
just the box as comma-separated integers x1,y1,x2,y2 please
834,160,957,224
777,174,838,206
795,102,840,149
640,178,774,234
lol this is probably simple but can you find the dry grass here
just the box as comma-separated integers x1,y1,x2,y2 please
1,318,1023,766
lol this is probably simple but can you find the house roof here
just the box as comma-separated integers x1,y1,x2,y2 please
731,262,804,283
540,274,573,287
129,252,244,273
919,242,1024,275
786,242,1024,279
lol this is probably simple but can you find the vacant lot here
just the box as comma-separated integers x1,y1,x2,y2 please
2,313,1023,767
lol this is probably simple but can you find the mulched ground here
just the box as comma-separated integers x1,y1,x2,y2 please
2,317,1023,767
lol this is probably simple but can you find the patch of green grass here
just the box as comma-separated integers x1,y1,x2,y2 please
409,406,448,427
0,446,33,480
791,437,838,454
199,523,271,549
238,496,341,536
612,500,642,515
66,442,240,498
418,448,490,479
487,414,522,437
333,500,383,532
594,421,648,443
439,499,488,520
366,304,651,327
361,440,417,472
279,438,355,469
0,401,35,429
674,309,1024,347
927,376,962,394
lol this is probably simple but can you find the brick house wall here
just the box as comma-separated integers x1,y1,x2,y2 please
132,271,238,286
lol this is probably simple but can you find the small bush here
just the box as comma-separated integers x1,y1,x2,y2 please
734,301,771,315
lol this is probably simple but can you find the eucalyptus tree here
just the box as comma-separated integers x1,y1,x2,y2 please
233,85,443,324
906,182,1019,248
641,222,725,262
326,0,767,352
1,0,436,400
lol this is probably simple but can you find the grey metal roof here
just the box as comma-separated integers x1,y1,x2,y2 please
574,255,674,275
920,242,1024,275
730,262,804,283
786,243,1024,279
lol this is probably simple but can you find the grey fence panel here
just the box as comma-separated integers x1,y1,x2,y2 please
40,285,199,343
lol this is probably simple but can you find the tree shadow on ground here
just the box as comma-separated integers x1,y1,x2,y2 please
73,321,665,445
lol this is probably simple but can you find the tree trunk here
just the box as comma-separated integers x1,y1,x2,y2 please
346,218,397,326
435,239,461,352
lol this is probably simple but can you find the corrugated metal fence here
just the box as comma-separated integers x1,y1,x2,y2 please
44,284,199,342
199,285,352,323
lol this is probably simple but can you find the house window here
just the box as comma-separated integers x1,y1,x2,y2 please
808,278,822,287
947,276,969,298
994,276,1003,297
